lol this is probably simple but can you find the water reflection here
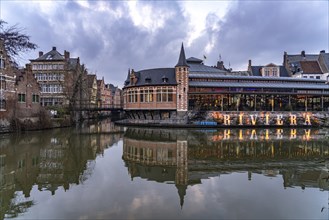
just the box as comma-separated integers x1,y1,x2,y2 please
0,119,123,219
0,123,328,219
122,127,329,207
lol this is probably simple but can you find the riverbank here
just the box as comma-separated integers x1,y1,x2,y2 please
116,111,329,128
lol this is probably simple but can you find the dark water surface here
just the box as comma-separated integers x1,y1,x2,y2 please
1,119,328,219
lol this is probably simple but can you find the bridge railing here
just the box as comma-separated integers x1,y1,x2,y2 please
71,103,123,111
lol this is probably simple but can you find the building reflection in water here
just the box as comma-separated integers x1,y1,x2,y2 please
122,127,329,208
0,119,123,219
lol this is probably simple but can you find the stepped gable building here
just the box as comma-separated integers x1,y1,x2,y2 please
123,44,329,125
30,47,81,107
14,64,42,118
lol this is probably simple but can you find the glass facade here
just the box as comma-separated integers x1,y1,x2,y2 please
189,90,329,112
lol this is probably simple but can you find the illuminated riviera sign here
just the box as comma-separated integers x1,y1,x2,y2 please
210,112,316,126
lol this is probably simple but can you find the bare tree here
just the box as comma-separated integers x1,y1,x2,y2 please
0,20,37,66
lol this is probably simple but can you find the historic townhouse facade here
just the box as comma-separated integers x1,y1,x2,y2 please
87,74,97,106
284,50,329,80
0,40,41,128
30,47,81,107
15,64,42,118
97,78,111,107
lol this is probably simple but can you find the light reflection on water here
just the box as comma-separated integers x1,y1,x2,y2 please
0,119,328,219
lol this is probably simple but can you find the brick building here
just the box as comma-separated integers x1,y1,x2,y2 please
30,47,82,107
0,40,42,131
14,64,42,118
97,77,111,108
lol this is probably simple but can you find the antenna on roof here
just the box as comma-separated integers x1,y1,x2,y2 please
219,54,222,61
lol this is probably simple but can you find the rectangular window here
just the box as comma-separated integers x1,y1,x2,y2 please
168,89,173,102
0,99,6,110
156,89,161,102
0,76,6,90
32,94,39,103
128,90,137,103
18,94,26,102
140,90,144,102
148,90,153,102
0,58,5,69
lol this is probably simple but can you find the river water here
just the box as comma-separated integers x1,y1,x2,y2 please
0,119,328,219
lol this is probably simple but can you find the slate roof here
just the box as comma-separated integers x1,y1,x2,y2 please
286,54,319,63
186,57,203,64
250,66,262,76
68,58,79,70
34,47,64,61
87,74,97,88
186,56,228,74
189,74,329,90
127,68,177,87
319,53,329,72
107,84,118,93
175,43,189,67
189,80,329,90
189,73,326,83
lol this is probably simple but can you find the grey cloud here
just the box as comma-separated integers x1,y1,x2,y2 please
204,0,329,70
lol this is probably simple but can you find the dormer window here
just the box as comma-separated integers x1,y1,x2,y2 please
145,77,151,84
162,76,168,83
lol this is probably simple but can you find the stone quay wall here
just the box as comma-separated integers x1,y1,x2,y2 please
118,110,329,128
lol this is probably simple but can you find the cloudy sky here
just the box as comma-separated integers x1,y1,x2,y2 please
1,0,328,88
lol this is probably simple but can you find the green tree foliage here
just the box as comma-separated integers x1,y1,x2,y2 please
0,20,37,66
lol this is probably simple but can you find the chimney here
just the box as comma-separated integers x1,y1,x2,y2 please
248,59,252,67
52,46,56,51
64,50,70,59
216,61,224,70
25,63,32,71
301,50,305,57
39,51,43,57
283,51,287,66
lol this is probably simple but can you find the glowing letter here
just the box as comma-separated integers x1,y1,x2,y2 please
290,114,297,126
276,115,283,125
250,114,258,125
304,114,311,125
265,113,270,125
223,114,230,125
238,113,244,125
